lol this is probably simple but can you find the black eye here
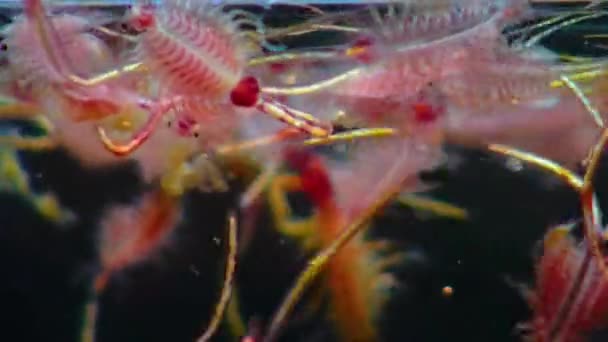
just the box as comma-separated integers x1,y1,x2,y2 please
1,43,7,51
193,132,199,138
167,120,172,127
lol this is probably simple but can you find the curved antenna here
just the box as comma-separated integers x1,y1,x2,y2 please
515,11,608,49
260,67,362,96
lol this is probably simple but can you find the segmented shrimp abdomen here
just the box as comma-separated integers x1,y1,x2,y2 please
138,5,245,96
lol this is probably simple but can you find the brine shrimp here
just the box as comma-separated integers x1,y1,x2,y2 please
437,49,608,167
10,0,150,123
80,0,334,157
487,142,608,341
79,191,238,342
256,0,534,118
0,0,172,166
259,92,447,342
517,224,608,342
265,151,458,340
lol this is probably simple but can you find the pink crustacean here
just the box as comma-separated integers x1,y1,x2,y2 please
274,5,606,169
257,84,448,342
17,0,153,122
93,0,333,157
0,3,145,167
518,224,608,342
318,0,528,100
437,53,607,168
257,0,533,134
0,0,218,188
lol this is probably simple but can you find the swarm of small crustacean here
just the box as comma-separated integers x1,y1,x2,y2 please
3,1,608,342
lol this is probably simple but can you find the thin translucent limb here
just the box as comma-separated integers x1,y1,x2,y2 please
197,211,238,342
550,69,608,88
488,142,608,281
0,102,40,118
0,135,58,151
515,11,608,48
264,9,361,41
94,26,139,43
487,144,584,189
302,128,397,147
397,194,469,220
260,67,362,96
70,62,146,87
256,98,332,137
519,12,608,49
216,127,396,157
263,162,412,342
239,161,280,210
248,50,349,67
580,128,608,265
96,98,169,156
80,300,98,342
266,23,361,39
559,74,604,127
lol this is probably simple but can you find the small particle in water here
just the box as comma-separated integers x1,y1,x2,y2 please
442,286,454,297
189,265,200,277
506,157,523,172
213,237,221,245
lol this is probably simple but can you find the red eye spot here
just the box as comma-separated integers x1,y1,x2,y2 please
412,102,439,123
132,10,155,30
230,76,260,107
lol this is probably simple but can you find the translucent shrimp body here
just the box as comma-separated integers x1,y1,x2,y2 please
364,0,521,50
2,13,115,104
439,57,604,167
316,0,526,101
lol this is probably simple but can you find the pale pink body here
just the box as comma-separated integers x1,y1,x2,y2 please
0,7,203,180
521,226,608,342
329,0,518,99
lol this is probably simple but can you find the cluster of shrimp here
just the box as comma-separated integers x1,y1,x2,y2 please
3,0,608,341
234,1,608,341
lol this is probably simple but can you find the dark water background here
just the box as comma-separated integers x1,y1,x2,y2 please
0,3,608,341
